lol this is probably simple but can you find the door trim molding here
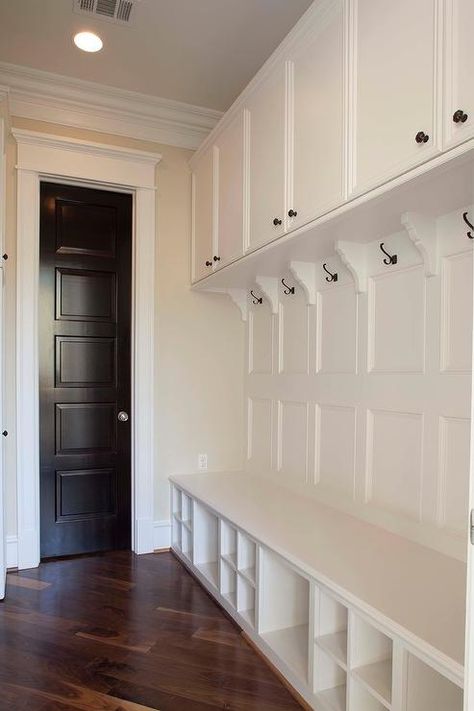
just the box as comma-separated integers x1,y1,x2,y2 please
13,127,162,569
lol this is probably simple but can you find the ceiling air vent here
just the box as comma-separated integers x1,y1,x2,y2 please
73,0,138,26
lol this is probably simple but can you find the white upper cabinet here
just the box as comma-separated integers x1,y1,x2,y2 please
443,0,474,150
192,146,215,282
246,62,287,252
288,0,346,230
350,0,439,196
214,111,245,268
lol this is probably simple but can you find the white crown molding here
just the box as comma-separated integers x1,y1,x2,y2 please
0,61,222,151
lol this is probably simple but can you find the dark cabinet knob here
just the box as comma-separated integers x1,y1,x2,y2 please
2,254,7,261
205,260,212,267
213,255,221,262
2,431,8,437
273,218,282,226
453,109,468,124
288,209,298,218
415,131,429,144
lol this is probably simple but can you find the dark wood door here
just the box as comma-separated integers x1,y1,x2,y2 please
39,183,132,558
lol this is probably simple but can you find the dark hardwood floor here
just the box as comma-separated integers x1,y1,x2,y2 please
0,551,302,710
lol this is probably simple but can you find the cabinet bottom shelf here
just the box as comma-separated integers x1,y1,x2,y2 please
262,624,309,683
314,685,346,711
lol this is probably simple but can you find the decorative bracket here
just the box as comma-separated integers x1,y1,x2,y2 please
335,241,368,293
401,211,438,277
204,287,248,321
289,261,317,305
255,276,279,314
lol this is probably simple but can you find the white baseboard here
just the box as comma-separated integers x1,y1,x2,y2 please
153,519,171,550
6,535,18,569
3,521,170,570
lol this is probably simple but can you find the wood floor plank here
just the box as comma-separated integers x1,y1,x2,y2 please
0,552,302,710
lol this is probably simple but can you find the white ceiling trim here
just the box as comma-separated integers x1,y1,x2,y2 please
0,61,223,151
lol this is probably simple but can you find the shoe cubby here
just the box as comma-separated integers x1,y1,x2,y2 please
349,614,393,708
315,588,348,671
181,492,193,528
220,558,237,608
237,574,255,628
220,520,237,569
237,532,256,586
181,523,193,561
193,502,219,588
403,653,463,711
259,549,310,684
172,485,182,518
313,646,347,711
350,680,387,711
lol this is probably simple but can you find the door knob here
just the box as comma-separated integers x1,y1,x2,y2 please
2,430,7,437
415,131,429,144
118,411,129,423
205,260,212,267
213,255,221,262
288,209,298,218
453,109,468,124
273,218,282,226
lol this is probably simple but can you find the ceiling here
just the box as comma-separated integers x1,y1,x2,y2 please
0,0,312,112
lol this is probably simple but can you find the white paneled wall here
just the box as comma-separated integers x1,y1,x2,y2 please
245,207,473,559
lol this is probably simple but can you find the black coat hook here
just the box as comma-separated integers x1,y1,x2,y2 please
322,263,338,283
250,290,263,305
281,278,295,295
380,242,398,266
463,211,474,239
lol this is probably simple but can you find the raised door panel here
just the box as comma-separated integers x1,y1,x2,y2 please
247,63,286,251
215,112,245,267
290,0,345,230
192,148,214,282
351,0,439,195
443,0,474,149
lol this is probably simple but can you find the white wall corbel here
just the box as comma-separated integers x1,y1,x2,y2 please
401,211,438,277
335,241,369,293
204,287,248,321
255,276,279,314
289,261,317,305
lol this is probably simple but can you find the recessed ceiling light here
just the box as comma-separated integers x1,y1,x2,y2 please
73,31,103,53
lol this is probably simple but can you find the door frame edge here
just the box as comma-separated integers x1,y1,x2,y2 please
12,127,162,568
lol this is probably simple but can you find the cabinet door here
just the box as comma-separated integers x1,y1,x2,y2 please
247,63,286,252
215,112,245,268
443,0,474,150
289,0,345,230
351,0,439,195
192,147,215,282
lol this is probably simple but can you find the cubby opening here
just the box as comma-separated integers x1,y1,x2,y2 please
193,503,219,588
350,680,386,711
404,653,463,711
237,575,255,628
181,524,193,561
238,532,256,586
350,615,393,708
220,521,237,569
172,486,182,517
315,588,348,670
181,493,192,527
259,550,309,683
220,558,237,608
313,645,347,711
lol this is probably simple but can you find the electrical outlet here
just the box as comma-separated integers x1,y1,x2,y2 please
198,453,208,471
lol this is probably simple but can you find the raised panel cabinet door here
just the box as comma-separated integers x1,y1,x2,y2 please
247,62,286,252
192,147,214,282
289,0,345,230
215,111,245,268
351,0,439,196
443,0,474,149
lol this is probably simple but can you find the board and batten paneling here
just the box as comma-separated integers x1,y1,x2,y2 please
245,207,473,559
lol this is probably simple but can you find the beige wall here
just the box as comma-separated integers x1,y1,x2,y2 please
3,114,245,538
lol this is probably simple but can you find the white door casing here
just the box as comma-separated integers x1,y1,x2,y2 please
13,128,161,569
0,115,6,595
